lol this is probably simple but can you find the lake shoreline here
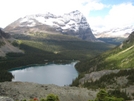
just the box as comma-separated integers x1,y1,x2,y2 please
9,60,79,71
10,61,79,86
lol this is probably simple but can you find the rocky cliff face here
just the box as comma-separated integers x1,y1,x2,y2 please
125,31,134,43
0,29,10,39
4,10,98,42
0,29,23,57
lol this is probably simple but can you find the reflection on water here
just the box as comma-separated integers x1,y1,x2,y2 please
10,62,78,86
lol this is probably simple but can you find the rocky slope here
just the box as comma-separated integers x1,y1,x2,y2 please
72,31,134,100
79,69,119,84
78,69,134,99
0,29,10,38
0,82,97,101
0,29,23,57
4,10,98,42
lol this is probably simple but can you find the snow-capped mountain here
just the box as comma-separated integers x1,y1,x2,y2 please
4,10,98,42
93,25,134,38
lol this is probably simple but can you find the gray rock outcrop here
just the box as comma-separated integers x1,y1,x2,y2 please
0,29,23,57
79,69,120,84
0,96,14,101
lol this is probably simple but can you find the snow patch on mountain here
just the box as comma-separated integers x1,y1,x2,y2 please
93,25,134,38
18,10,90,33
4,10,98,42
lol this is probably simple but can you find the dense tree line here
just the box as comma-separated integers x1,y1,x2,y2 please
108,89,130,100
70,73,84,87
0,70,14,82
89,89,125,101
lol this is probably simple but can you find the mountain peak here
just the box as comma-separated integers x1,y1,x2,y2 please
69,10,81,14
4,11,98,42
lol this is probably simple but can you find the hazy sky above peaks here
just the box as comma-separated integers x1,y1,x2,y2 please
0,0,134,31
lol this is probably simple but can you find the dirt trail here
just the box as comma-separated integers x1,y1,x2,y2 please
118,45,134,55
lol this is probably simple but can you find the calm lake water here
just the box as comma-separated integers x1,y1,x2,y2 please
10,62,78,86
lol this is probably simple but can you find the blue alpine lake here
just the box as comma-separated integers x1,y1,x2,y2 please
10,62,78,86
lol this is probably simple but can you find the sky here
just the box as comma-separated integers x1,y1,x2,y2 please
0,0,134,31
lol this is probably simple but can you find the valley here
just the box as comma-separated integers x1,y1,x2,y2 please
98,37,126,45
0,9,134,101
0,32,113,71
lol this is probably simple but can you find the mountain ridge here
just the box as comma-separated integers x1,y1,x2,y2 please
4,10,98,42
94,25,134,38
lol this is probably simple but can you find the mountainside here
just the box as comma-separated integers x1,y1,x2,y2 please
0,29,23,56
77,68,134,100
97,37,125,45
70,32,134,100
75,31,134,73
4,10,98,42
93,26,134,45
0,29,10,38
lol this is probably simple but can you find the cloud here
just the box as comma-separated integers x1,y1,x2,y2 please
1,0,134,31
0,0,107,28
79,0,107,17
89,2,134,31
104,3,134,27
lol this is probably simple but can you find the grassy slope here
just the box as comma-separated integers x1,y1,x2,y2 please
76,31,134,73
